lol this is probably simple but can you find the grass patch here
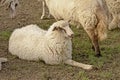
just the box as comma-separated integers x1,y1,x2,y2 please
0,30,11,40
99,71,113,79
74,71,89,80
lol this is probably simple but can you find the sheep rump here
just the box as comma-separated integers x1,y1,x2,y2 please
9,21,92,70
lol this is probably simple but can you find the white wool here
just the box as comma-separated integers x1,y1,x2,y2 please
9,21,72,64
105,0,120,30
44,0,109,41
9,20,93,70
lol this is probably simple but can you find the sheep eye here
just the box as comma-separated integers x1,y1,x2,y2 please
62,28,66,33
58,27,66,33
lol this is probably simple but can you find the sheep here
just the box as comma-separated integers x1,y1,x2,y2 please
0,58,7,70
44,0,109,57
0,0,19,18
9,20,93,70
105,0,120,30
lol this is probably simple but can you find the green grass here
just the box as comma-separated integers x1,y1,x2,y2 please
74,71,90,80
0,30,11,40
99,71,113,79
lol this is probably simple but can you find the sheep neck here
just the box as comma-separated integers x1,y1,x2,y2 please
45,30,71,55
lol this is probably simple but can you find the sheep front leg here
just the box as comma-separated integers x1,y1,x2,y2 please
65,59,93,70
9,1,18,18
85,28,101,57
40,0,45,19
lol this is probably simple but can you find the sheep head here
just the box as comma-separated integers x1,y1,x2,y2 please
52,20,74,38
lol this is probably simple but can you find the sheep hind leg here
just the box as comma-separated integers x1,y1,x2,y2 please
65,59,93,70
108,15,118,30
0,58,7,70
85,28,101,57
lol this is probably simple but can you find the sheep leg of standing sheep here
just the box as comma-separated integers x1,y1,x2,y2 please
65,59,92,70
40,0,45,19
0,58,8,70
0,58,8,62
9,0,18,18
85,28,101,57
47,11,51,18
108,15,118,30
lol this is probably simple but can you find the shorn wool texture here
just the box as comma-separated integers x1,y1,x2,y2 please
9,20,92,70
105,0,120,30
44,0,109,57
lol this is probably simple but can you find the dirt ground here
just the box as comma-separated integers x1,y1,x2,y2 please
0,0,120,80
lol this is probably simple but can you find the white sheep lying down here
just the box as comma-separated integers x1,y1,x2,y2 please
9,20,92,70
105,0,120,30
0,58,7,70
44,0,109,57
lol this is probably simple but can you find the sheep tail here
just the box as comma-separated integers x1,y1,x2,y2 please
65,59,93,70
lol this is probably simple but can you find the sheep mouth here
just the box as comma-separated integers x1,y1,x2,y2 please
68,35,74,39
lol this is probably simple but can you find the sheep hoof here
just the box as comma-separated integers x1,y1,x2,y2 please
40,15,44,20
84,65,93,70
95,54,102,57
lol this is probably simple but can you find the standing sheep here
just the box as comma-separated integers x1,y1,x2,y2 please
0,58,7,70
44,0,109,57
9,20,93,70
0,0,19,18
105,0,120,30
